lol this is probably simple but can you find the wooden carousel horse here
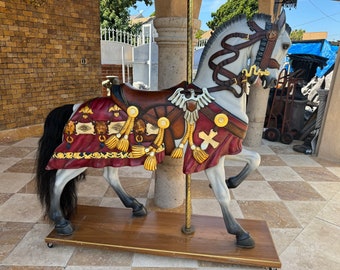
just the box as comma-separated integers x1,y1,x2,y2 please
36,11,291,248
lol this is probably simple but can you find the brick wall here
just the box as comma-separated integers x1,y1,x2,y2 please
101,64,133,96
0,0,101,134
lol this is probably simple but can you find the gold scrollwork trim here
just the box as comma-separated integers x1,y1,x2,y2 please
52,145,165,160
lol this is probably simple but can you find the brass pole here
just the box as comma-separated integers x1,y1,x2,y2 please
182,0,195,235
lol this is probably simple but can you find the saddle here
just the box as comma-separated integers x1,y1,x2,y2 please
110,82,189,154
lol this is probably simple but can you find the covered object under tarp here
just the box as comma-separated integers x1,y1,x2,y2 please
287,39,338,78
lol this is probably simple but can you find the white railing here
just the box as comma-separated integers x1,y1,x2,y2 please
101,26,208,49
100,25,156,47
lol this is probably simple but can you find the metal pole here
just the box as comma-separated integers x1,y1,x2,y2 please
182,0,195,235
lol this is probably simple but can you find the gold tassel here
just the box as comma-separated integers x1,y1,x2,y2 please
188,123,209,164
117,134,130,152
144,152,157,171
142,117,169,171
170,122,193,159
171,143,184,158
105,133,120,149
193,146,209,164
105,106,138,150
131,145,148,158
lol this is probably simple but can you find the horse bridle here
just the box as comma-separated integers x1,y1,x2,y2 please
206,17,284,98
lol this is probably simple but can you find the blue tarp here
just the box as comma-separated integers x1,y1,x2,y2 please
288,40,338,77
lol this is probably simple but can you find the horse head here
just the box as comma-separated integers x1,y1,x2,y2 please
193,10,291,97
248,10,291,88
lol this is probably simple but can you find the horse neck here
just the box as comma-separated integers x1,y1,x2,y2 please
193,46,251,122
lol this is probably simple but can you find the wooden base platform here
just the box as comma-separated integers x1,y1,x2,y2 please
45,205,281,268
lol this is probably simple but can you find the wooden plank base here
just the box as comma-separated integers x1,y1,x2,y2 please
45,205,281,268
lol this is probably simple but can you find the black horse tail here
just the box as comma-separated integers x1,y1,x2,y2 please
36,104,85,220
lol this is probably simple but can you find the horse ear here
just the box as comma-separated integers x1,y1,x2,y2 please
276,9,286,30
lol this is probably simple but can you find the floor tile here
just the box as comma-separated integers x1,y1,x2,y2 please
67,246,133,267
316,191,340,226
0,158,21,173
132,253,198,268
284,201,326,227
293,167,340,182
278,154,322,167
0,194,43,222
77,176,109,197
309,182,340,200
0,222,34,261
231,181,280,201
11,137,39,148
0,147,36,159
0,173,34,193
257,166,304,182
118,166,153,179
103,178,151,198
192,198,243,218
326,166,340,178
2,224,74,267
238,201,301,228
247,144,276,155
0,193,13,206
269,181,325,201
270,228,302,255
191,180,216,199
279,219,340,270
259,155,286,166
4,159,36,174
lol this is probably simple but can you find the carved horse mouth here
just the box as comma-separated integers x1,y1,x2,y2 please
261,75,277,89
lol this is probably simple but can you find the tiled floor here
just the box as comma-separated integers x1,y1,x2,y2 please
0,137,339,269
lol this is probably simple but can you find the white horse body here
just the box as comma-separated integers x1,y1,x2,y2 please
36,11,291,249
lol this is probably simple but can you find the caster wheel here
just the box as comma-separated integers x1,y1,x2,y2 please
264,128,280,142
280,132,293,144
47,242,54,248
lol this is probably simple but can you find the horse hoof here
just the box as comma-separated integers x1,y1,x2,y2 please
55,221,74,235
236,233,255,249
132,205,147,217
226,177,242,189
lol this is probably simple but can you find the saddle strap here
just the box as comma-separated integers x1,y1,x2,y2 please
200,106,248,139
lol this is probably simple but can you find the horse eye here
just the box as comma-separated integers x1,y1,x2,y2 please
283,43,290,50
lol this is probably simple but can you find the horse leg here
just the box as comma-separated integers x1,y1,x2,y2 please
225,148,260,189
103,167,147,217
206,157,255,248
51,168,87,235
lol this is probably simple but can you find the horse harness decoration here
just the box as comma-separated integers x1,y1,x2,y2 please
207,16,284,97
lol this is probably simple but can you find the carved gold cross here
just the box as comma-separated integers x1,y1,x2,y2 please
199,129,219,150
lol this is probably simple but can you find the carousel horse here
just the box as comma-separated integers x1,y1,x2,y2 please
36,11,291,248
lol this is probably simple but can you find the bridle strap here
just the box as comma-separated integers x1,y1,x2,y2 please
207,19,281,97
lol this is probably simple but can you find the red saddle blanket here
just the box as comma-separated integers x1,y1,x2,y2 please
46,96,246,174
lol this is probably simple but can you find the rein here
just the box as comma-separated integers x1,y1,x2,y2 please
207,19,280,97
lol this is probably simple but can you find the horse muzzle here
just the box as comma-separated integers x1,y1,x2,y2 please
261,76,277,89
